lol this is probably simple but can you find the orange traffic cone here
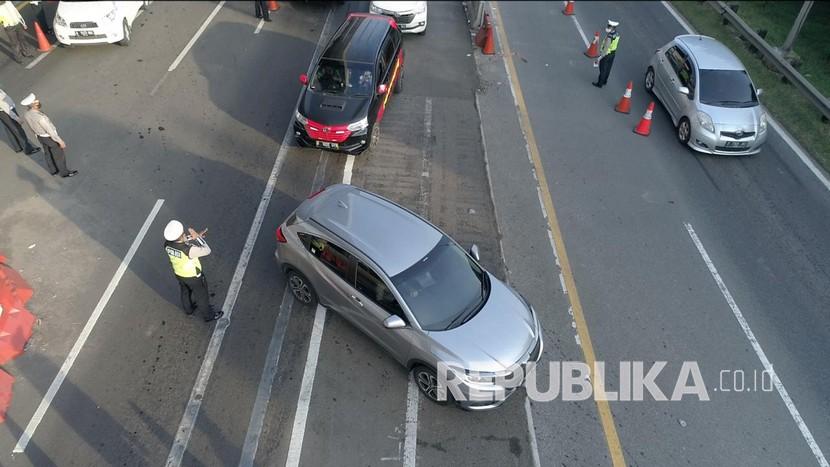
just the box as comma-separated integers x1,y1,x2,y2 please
584,32,599,58
33,21,51,53
267,0,279,11
475,13,490,48
615,81,633,114
562,1,575,16
482,21,495,55
634,102,655,136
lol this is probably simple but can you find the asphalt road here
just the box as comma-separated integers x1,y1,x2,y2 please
0,1,829,467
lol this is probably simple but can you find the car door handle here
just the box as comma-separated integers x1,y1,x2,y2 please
350,295,364,307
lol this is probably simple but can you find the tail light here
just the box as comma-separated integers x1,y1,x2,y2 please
307,187,326,199
276,225,287,243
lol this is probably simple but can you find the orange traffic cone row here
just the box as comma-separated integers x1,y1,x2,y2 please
634,102,655,136
615,81,633,114
33,21,51,53
482,20,495,55
267,0,279,11
562,1,575,16
584,32,600,58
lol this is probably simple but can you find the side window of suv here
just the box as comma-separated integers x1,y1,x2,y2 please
379,35,395,82
356,262,406,321
298,233,354,282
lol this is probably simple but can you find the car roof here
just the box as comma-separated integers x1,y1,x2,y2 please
305,185,442,277
675,35,745,71
322,14,393,64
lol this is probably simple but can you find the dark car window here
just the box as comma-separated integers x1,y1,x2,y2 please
380,36,396,80
665,46,694,94
310,59,375,97
391,237,489,331
356,262,406,320
699,69,758,107
298,233,354,282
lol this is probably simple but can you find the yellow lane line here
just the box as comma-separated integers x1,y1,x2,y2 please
490,2,627,466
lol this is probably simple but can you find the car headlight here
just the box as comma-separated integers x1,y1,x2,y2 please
347,117,368,132
105,9,117,21
294,110,308,125
464,370,497,384
759,112,768,133
697,111,715,133
369,3,383,14
54,13,67,27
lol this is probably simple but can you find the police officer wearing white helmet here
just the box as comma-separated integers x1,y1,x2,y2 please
592,20,620,88
164,220,223,322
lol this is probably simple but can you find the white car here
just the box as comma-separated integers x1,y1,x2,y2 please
53,1,147,46
369,1,427,34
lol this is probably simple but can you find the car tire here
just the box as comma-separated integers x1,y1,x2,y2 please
287,270,317,305
119,19,131,46
412,365,449,405
644,67,655,94
677,117,692,147
394,70,403,94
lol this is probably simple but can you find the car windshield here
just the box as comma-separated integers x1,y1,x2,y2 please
310,59,374,97
391,238,489,331
699,69,758,107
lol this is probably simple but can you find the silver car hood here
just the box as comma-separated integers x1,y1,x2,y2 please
426,274,537,373
699,102,762,128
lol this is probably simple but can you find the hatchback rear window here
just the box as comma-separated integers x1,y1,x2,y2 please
310,59,375,97
699,69,758,107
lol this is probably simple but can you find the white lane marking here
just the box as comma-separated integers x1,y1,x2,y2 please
342,155,355,185
402,373,419,467
25,47,54,70
14,199,165,453
660,0,830,194
254,18,265,34
238,287,293,467
285,304,327,467
569,16,589,48
418,97,432,217
166,9,333,466
524,397,541,467
151,1,225,95
684,222,829,467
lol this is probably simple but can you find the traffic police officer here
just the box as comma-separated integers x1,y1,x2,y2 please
592,20,620,88
164,220,224,322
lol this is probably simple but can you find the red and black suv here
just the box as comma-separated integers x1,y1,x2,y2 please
294,13,404,154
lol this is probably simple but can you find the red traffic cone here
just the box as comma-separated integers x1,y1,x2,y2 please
634,102,655,136
475,13,490,48
267,0,279,11
584,32,599,58
615,81,633,114
562,1,575,16
482,21,495,55
33,21,51,53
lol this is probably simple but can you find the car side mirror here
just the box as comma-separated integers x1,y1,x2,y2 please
678,86,690,96
383,315,406,329
377,84,388,95
469,244,481,262
299,73,309,85
756,88,763,96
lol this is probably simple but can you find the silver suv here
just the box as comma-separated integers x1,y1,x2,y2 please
645,35,768,155
274,184,543,409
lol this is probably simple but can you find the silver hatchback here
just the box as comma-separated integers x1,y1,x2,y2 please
645,35,768,155
274,184,543,410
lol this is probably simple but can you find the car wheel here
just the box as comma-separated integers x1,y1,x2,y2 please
287,270,316,305
119,19,131,46
677,117,692,146
644,67,655,93
412,365,448,404
394,70,403,94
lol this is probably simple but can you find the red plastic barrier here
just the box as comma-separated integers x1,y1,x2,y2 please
0,370,13,423
0,308,36,365
0,261,33,306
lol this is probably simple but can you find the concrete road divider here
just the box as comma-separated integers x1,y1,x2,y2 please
562,1,575,16
584,32,599,58
615,81,633,114
634,102,655,136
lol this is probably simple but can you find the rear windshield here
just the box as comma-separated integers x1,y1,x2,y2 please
310,59,374,97
699,69,758,108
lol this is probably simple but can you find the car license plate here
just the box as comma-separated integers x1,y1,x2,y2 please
78,30,94,36
316,141,339,150
724,141,749,148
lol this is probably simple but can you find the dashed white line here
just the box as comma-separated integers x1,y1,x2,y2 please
684,222,829,467
403,373,419,467
25,47,53,70
254,18,265,35
14,199,165,453
569,15,589,48
524,397,541,467
342,155,355,185
285,304,327,467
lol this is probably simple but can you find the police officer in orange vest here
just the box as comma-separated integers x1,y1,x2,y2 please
164,220,223,322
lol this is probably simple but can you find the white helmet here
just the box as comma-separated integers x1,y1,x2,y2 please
164,220,184,241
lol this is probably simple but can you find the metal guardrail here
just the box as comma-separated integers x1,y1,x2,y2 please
710,1,830,121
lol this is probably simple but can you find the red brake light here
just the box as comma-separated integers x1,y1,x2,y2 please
276,225,287,243
307,187,326,199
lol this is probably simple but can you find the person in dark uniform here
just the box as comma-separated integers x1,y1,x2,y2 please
30,1,53,35
20,93,77,177
592,20,620,88
0,88,40,155
164,220,224,322
254,0,272,22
